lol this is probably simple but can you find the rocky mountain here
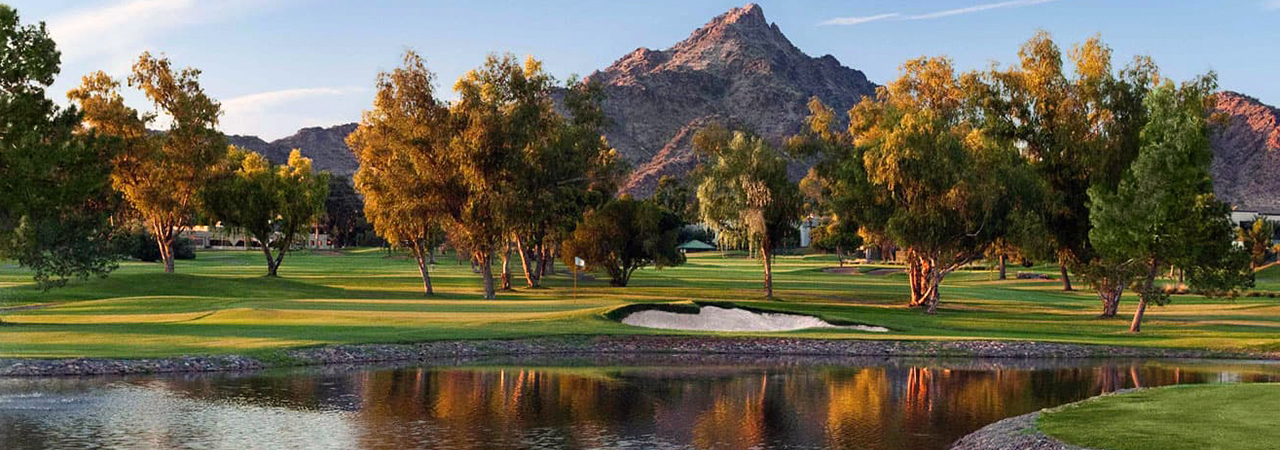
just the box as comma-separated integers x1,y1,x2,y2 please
1210,91,1280,212
587,3,877,196
227,123,359,176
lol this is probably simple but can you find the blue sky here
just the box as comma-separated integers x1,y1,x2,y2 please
9,0,1279,140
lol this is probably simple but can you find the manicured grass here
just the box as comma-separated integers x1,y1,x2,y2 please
1037,383,1280,450
0,248,1277,358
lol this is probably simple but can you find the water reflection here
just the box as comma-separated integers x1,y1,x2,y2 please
1,356,1276,450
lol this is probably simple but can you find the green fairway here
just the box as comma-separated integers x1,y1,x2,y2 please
1037,383,1280,450
0,249,1278,358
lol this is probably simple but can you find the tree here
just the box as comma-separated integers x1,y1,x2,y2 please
322,175,368,248
507,76,623,289
68,52,227,273
204,148,328,277
811,217,862,266
561,198,684,286
654,175,699,224
348,51,460,295
973,32,1158,293
803,57,1037,313
1239,218,1276,269
695,126,803,299
1088,77,1253,332
446,54,558,299
0,5,123,288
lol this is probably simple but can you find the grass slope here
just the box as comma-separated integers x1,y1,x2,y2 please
0,249,1277,358
1037,383,1280,450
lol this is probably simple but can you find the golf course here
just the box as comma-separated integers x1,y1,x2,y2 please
2,249,1277,360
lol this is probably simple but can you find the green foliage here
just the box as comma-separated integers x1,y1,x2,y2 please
694,126,803,298
0,5,123,288
803,56,1038,312
561,198,685,287
1239,218,1276,269
321,175,370,248
203,148,328,276
120,228,195,262
971,32,1158,285
810,217,862,254
1088,78,1252,331
67,52,227,273
653,175,699,224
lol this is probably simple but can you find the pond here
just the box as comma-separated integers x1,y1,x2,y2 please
1,355,1277,450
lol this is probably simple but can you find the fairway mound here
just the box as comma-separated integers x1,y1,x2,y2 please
620,305,888,333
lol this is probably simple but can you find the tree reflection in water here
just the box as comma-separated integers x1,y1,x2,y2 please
1,358,1277,450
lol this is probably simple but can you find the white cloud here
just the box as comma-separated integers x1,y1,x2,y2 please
221,87,364,139
1265,0,1280,10
819,13,901,26
47,0,269,65
820,0,1058,26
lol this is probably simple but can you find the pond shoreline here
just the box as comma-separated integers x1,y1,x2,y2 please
949,389,1142,450
0,336,1274,377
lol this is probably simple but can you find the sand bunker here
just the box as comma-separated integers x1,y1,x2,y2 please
621,305,888,333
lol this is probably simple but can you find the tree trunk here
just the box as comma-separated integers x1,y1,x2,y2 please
1130,260,1160,333
412,241,433,295
515,237,540,288
479,254,495,299
155,231,175,274
1059,262,1074,291
500,245,512,291
1098,285,1122,318
762,246,774,299
837,245,844,267
907,252,926,307
998,254,1007,280
260,244,279,277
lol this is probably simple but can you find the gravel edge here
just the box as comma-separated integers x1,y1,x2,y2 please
0,336,1274,377
949,389,1142,450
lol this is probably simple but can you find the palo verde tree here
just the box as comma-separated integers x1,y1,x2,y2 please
830,56,1036,313
561,198,684,287
446,54,558,299
974,32,1158,294
348,51,459,295
68,52,227,273
695,125,803,299
203,148,329,277
0,5,123,289
1088,77,1253,332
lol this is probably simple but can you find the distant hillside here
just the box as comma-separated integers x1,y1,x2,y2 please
227,123,358,176
1210,91,1280,212
585,3,877,196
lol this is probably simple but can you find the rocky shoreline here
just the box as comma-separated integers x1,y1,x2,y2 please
1,335,1273,377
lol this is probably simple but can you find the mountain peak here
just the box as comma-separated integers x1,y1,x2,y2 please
585,3,877,197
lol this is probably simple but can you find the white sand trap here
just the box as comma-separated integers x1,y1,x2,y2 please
621,305,888,333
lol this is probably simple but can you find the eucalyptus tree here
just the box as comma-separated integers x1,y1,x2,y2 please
509,76,623,288
0,5,122,288
446,54,559,299
204,148,329,277
973,32,1158,294
799,57,1037,313
695,125,804,299
68,52,227,273
1089,77,1252,332
348,51,459,295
